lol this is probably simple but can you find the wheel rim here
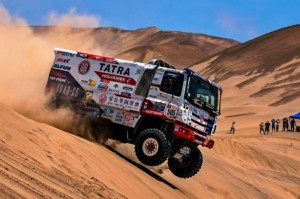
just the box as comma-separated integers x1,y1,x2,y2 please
142,138,159,157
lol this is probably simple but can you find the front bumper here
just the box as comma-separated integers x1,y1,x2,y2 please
173,123,214,149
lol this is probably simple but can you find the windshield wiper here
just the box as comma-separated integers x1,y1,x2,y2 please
193,98,216,112
193,100,203,108
205,103,214,110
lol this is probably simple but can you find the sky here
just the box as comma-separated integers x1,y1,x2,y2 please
1,0,300,42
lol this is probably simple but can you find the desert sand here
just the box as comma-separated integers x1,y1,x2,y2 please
1,5,300,199
1,103,300,199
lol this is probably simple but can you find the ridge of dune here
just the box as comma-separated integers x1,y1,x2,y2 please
31,25,239,62
116,43,208,69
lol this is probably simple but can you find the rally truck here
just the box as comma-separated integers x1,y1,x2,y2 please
45,48,222,178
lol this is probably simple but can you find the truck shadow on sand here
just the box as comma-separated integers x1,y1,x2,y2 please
104,144,181,191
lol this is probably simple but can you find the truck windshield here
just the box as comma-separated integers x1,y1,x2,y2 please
185,76,221,114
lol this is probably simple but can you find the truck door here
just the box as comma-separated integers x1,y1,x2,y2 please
142,70,184,119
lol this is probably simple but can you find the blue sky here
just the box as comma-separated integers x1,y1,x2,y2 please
1,0,299,42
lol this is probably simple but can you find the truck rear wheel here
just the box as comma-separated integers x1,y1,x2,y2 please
168,147,203,178
135,128,171,166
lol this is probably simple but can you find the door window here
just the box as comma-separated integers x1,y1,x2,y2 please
160,72,184,97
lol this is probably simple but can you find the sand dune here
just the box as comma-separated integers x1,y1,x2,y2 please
1,104,299,198
0,104,188,198
190,25,300,131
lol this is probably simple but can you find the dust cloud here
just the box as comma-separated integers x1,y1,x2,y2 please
47,8,100,28
0,5,105,141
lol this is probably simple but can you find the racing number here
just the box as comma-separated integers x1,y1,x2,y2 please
167,108,176,116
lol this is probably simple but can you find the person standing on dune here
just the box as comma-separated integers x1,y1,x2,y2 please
271,119,276,132
290,118,296,131
230,122,236,134
276,119,280,132
265,121,271,135
259,122,265,134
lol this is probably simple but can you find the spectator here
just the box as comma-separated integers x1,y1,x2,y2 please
291,119,296,131
276,119,280,132
230,122,236,134
259,122,265,134
283,118,287,131
271,119,276,132
265,121,271,135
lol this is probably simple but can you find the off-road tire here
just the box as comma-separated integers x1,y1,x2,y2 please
168,147,203,178
135,128,171,166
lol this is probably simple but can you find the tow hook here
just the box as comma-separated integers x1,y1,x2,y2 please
202,138,214,149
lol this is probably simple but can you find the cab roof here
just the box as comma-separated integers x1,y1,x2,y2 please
184,68,222,91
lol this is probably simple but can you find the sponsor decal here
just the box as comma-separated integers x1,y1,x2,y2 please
103,94,141,111
153,102,166,111
77,53,88,58
95,72,136,85
123,86,133,91
149,86,159,92
148,95,157,99
78,60,90,75
53,64,71,71
103,108,115,115
199,114,206,123
122,114,136,126
57,50,76,57
135,69,142,74
97,83,108,91
99,63,130,76
121,92,131,97
193,108,209,119
101,79,110,83
105,57,118,63
184,104,189,109
99,57,118,64
192,123,206,133
49,70,67,83
115,117,123,123
115,111,124,123
177,109,183,116
125,115,134,121
158,92,169,100
49,76,66,83
85,91,93,100
50,70,67,79
142,100,165,116
142,109,164,117
81,80,89,85
108,89,120,94
88,79,97,86
56,84,80,98
56,58,70,63
116,112,124,117
113,84,118,89
99,94,107,104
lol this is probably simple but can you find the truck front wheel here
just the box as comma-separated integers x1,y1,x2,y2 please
168,147,203,178
135,128,171,166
